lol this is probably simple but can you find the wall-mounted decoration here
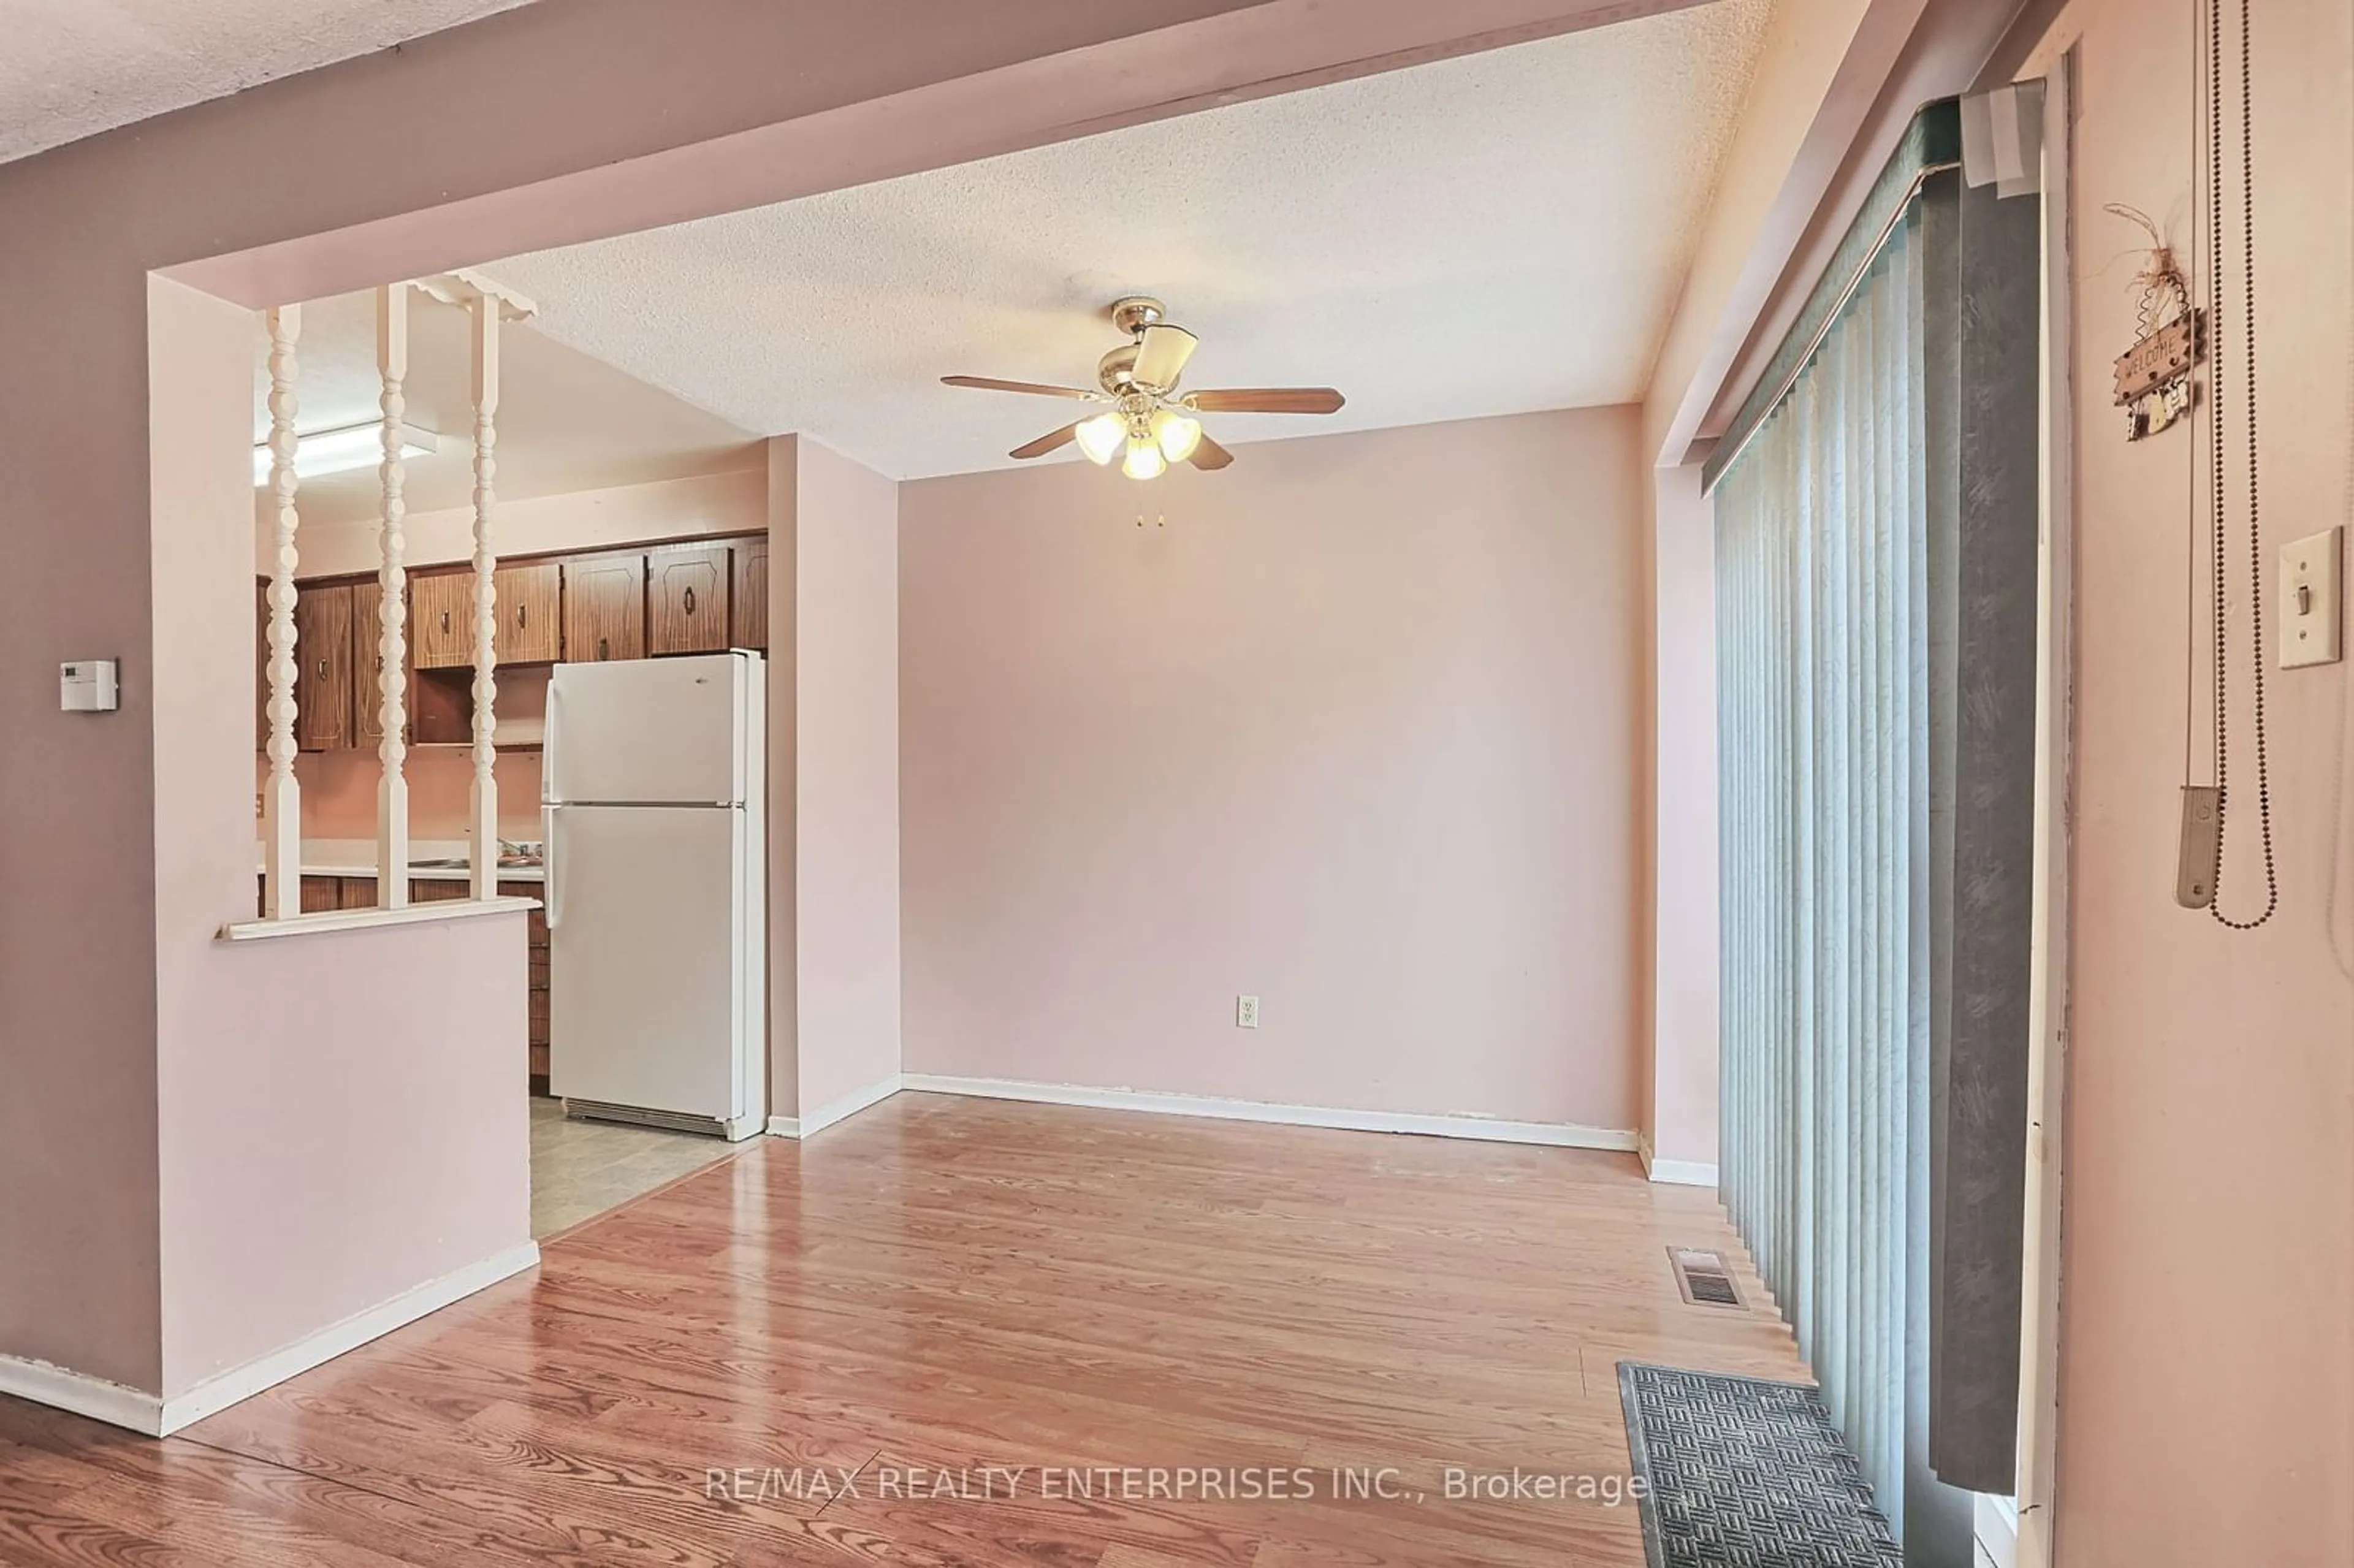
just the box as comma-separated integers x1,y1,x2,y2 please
2106,205,2203,441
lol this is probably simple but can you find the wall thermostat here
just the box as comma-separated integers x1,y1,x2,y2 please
61,660,119,712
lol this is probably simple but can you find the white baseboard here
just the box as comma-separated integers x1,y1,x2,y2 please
901,1075,1638,1151
1647,1158,1719,1187
1636,1135,1720,1188
0,1355,164,1435
158,1243,541,1434
0,1242,539,1437
768,1073,904,1140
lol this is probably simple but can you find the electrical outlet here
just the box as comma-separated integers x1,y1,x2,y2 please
1235,994,1260,1029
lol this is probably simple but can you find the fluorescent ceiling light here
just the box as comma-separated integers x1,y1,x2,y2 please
253,421,440,485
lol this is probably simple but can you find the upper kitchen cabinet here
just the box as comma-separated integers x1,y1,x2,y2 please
411,571,473,670
499,562,563,664
648,544,731,657
257,535,775,756
563,552,646,663
292,582,354,752
256,580,270,747
350,577,412,750
413,561,563,668
731,538,768,652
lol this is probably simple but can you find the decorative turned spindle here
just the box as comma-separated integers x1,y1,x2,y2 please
375,283,411,908
262,304,304,920
468,294,502,900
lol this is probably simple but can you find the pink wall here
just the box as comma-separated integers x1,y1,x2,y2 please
899,409,1645,1130
1646,464,1718,1168
149,275,531,1397
762,434,903,1121
294,749,547,842
2044,2,2354,1560
764,440,802,1114
791,440,905,1118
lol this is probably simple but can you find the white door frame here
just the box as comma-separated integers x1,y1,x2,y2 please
2010,44,2079,1568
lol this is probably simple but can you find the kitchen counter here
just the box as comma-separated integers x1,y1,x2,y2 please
257,838,546,884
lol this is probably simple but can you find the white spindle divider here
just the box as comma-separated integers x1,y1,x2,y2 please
412,268,536,899
375,282,413,907
467,293,502,900
261,304,303,920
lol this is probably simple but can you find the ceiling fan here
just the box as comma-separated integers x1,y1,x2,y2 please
943,296,1346,479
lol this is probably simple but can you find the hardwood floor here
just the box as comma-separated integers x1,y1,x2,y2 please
0,1093,1802,1566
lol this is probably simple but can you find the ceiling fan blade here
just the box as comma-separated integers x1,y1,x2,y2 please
1187,430,1235,471
942,375,1097,400
1186,387,1346,415
1131,323,1198,389
1009,422,1080,460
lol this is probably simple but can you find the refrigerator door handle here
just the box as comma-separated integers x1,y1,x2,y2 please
543,804,565,931
541,678,563,807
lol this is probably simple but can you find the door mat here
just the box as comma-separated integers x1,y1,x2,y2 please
1617,1362,1903,1567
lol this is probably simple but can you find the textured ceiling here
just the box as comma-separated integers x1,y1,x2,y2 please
489,0,1768,482
255,289,760,528
0,0,532,165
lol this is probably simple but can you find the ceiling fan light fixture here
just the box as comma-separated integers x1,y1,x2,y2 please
1121,435,1168,481
944,296,1349,482
1151,409,1202,463
1075,411,1126,465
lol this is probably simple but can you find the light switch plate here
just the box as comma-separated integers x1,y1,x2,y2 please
2281,525,2342,669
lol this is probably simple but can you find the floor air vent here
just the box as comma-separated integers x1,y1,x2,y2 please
1669,1247,1743,1308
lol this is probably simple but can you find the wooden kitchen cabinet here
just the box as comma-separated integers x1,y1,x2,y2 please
731,538,768,651
648,544,731,657
292,584,355,752
563,552,646,663
505,879,552,1090
350,578,413,752
256,580,270,747
498,561,563,663
410,878,473,904
259,534,769,761
413,563,563,668
410,571,474,670
338,877,378,910
299,875,343,914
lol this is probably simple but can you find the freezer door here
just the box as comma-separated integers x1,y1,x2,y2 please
546,652,750,805
547,804,752,1121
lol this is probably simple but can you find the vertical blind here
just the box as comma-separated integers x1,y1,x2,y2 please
1714,206,1932,1534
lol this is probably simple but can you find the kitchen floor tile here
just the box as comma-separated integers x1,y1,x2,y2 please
527,1095,735,1238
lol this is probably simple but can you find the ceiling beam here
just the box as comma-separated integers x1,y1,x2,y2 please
1658,0,2041,468
172,0,1705,311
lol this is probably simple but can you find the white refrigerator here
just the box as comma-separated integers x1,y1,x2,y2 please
543,650,766,1140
